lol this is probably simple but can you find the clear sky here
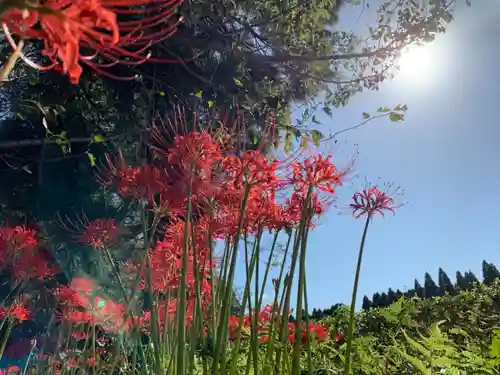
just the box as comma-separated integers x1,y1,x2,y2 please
302,1,500,309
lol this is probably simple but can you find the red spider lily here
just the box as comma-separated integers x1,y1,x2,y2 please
146,234,212,294
0,366,22,375
139,298,197,334
97,152,166,201
284,191,330,227
0,226,58,281
0,301,30,322
70,330,88,340
167,131,222,174
291,154,344,195
0,0,185,83
87,357,98,367
287,322,329,345
81,218,119,249
0,226,38,260
222,150,279,189
350,183,403,219
335,332,345,343
12,247,58,281
53,277,95,311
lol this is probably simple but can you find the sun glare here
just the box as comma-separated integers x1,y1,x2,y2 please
396,45,436,86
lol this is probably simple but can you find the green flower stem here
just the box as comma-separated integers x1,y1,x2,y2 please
344,214,371,375
228,231,261,375
211,186,250,375
263,231,292,375
292,214,311,375
0,320,13,360
176,184,193,375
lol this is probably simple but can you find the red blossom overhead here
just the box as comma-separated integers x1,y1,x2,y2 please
0,0,185,83
291,154,344,195
350,184,403,219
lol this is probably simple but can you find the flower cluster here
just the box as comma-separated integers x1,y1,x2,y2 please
0,225,58,281
227,305,331,345
0,0,185,83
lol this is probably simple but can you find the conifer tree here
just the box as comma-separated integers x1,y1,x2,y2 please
482,260,500,285
362,296,373,310
464,271,479,289
372,293,382,308
414,279,425,298
455,271,467,290
424,272,439,298
379,292,389,308
438,267,455,295
387,288,397,305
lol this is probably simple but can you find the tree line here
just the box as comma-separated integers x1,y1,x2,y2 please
310,260,500,320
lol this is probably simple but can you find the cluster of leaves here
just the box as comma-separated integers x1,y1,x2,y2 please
309,279,500,375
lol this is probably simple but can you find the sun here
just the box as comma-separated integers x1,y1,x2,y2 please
396,45,436,84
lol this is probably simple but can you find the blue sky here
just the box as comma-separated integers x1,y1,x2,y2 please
302,1,500,309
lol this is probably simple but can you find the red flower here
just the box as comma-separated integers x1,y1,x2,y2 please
97,152,166,200
0,226,57,281
59,212,125,249
0,301,30,322
291,154,344,194
350,183,403,219
0,226,38,260
1,0,185,83
87,357,98,367
12,248,58,281
335,332,345,343
81,218,119,249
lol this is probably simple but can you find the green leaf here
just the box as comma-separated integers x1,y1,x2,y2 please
16,113,25,120
429,320,446,339
207,100,214,108
377,106,391,113
398,349,431,375
402,330,431,358
194,90,203,98
491,332,500,359
87,152,96,167
300,136,308,150
284,133,293,153
311,115,320,124
93,134,105,143
310,130,324,146
433,357,459,367
449,327,468,337
158,91,166,97
362,112,370,119
323,106,332,117
233,77,243,87
389,297,403,315
389,112,404,122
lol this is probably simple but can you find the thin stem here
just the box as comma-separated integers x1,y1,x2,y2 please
211,186,250,375
0,39,24,82
292,211,312,375
344,214,371,375
176,183,193,375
